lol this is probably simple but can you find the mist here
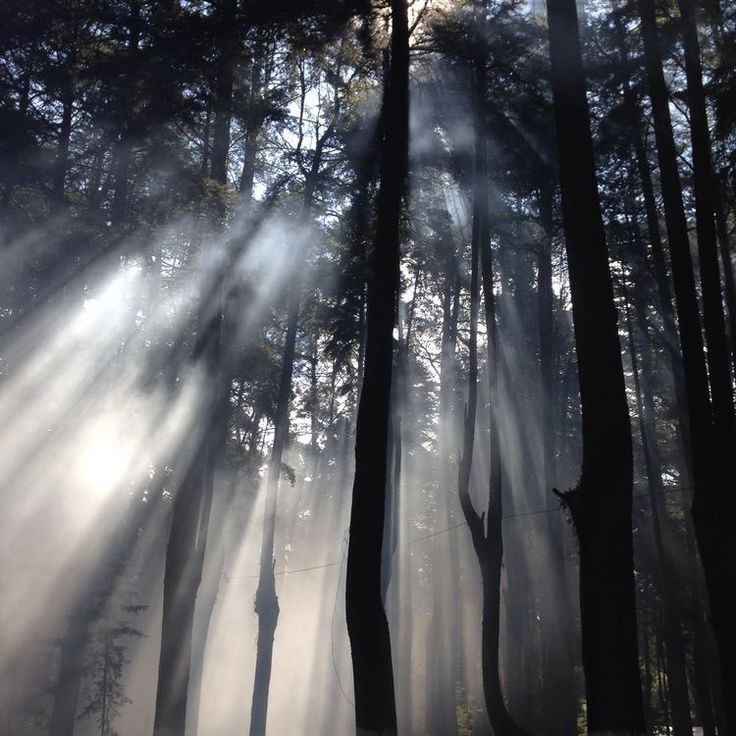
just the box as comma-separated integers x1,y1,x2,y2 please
1,0,734,735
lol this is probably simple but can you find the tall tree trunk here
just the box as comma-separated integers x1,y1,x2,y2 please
470,41,527,734
248,248,300,736
249,124,326,736
209,0,237,186
345,1,408,732
624,275,693,736
678,0,736,431
425,235,460,736
1,63,32,230
536,181,578,736
153,285,225,736
612,6,692,474
110,1,141,231
238,50,264,202
636,0,712,480
537,182,556,493
714,178,736,379
546,0,645,731
638,0,736,723
153,6,235,727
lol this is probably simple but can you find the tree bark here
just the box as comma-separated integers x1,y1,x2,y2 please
536,181,578,736
638,0,736,724
425,232,460,736
153,284,225,736
624,274,693,736
248,84,332,735
209,0,237,186
345,1,408,732
110,1,141,231
714,177,736,379
546,0,645,731
474,49,527,735
153,7,235,725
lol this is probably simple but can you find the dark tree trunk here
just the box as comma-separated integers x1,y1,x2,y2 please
714,178,736,379
238,52,264,202
248,109,328,735
345,1,408,732
679,0,736,720
153,8,235,726
425,231,460,736
624,276,693,736
678,0,736,435
153,293,225,736
638,0,736,724
536,181,578,736
474,52,527,735
1,64,32,228
110,1,141,231
690,611,718,736
209,0,237,186
456,125,526,736
612,7,692,474
537,182,556,490
546,0,645,731
248,256,299,736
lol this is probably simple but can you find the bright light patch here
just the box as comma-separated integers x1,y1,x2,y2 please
75,420,131,495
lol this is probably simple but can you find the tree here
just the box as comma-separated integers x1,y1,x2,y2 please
345,1,409,733
153,4,238,732
78,603,144,736
455,9,528,731
545,0,645,731
636,0,736,723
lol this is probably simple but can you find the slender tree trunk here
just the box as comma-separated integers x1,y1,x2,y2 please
612,7,693,472
426,239,460,736
1,64,31,230
110,1,141,231
238,53,264,202
537,182,556,491
248,254,300,736
249,129,326,736
546,0,645,731
690,612,718,736
678,0,736,433
475,59,527,736
714,178,736,379
345,2,408,732
209,0,237,186
384,299,413,734
536,181,577,736
153,7,235,727
638,0,736,723
153,294,224,736
624,279,693,736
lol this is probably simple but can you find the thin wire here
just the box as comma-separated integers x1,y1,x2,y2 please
406,520,467,544
220,485,692,580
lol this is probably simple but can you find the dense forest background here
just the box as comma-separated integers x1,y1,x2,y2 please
1,0,735,734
